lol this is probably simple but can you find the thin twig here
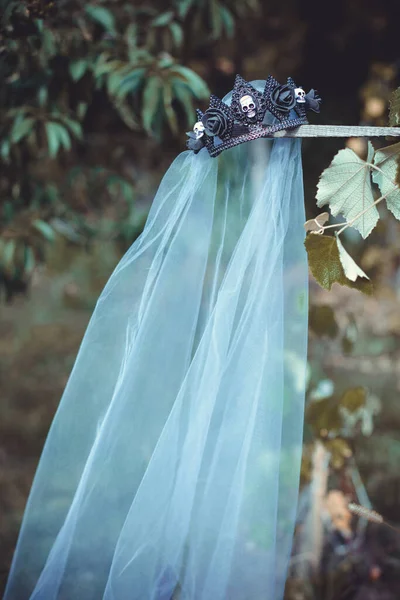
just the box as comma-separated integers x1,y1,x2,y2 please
335,191,394,237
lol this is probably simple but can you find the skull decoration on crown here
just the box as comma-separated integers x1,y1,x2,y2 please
231,78,266,125
239,94,258,121
193,121,205,139
295,88,306,103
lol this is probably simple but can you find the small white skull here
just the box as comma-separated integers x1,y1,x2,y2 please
239,94,257,118
193,121,205,139
295,88,306,103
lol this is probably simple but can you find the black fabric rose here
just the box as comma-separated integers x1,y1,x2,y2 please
270,85,296,113
305,89,322,113
201,108,230,137
186,132,205,153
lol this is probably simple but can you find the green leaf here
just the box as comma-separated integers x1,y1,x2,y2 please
106,65,133,96
10,116,35,144
141,76,163,134
69,59,88,82
43,183,59,204
209,0,222,38
32,219,56,242
37,86,48,107
45,121,60,157
45,122,71,156
1,139,10,160
50,218,83,243
220,6,235,37
114,101,140,130
3,201,13,223
316,142,377,239
172,80,196,126
169,22,183,47
77,102,88,120
42,29,56,56
93,57,122,78
24,245,36,276
85,6,116,34
304,233,373,294
389,87,400,127
372,142,400,219
62,117,83,140
125,23,138,49
116,67,146,99
336,236,370,282
162,80,178,135
158,54,175,69
55,123,72,150
170,65,210,100
176,0,194,19
2,239,16,273
152,11,174,26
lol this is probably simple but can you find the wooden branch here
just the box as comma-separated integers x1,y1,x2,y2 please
271,125,400,138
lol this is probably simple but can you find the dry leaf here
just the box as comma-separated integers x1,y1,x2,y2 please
304,212,330,233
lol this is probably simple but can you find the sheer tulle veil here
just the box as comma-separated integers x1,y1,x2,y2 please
5,80,308,600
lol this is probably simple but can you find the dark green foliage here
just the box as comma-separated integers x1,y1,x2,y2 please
0,0,260,300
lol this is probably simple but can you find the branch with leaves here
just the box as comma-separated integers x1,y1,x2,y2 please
304,89,400,294
0,0,261,300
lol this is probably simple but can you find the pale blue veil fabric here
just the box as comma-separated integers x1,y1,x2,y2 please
5,81,308,600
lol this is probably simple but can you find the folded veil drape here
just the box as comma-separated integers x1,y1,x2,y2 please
5,81,308,600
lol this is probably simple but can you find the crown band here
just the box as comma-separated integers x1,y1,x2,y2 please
186,75,321,157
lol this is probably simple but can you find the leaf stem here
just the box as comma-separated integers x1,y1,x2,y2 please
336,187,397,237
321,222,348,231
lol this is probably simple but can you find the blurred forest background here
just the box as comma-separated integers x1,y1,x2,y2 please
2,0,400,598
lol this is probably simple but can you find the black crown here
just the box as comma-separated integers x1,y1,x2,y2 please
186,74,321,157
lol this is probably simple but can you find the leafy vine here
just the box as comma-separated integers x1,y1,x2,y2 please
305,89,400,294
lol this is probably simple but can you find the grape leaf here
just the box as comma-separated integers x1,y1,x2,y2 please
389,87,400,127
304,234,373,294
372,142,400,220
316,142,377,239
336,236,370,282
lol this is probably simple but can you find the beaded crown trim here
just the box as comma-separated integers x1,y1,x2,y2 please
186,74,321,158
